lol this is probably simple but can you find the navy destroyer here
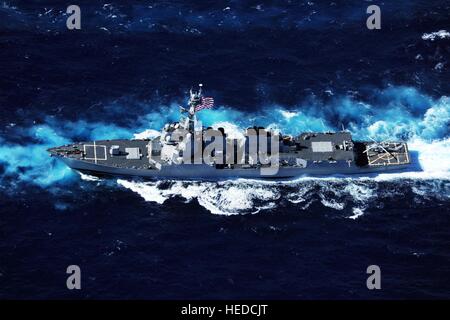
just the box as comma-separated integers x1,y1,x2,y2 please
48,85,411,179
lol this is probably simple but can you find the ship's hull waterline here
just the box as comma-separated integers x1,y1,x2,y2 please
59,156,416,180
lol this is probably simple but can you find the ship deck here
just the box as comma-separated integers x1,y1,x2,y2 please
49,134,410,172
365,142,409,166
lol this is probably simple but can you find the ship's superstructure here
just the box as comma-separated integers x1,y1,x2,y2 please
48,86,411,179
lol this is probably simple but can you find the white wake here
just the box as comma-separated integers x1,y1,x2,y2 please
116,137,449,217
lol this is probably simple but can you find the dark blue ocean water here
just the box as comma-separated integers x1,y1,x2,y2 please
0,0,449,299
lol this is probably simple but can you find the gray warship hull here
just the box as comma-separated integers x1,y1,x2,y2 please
49,133,414,180
59,156,412,179
49,86,414,179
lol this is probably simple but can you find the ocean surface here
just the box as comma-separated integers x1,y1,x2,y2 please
0,0,449,299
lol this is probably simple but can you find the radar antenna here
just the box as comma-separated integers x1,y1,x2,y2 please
182,84,205,131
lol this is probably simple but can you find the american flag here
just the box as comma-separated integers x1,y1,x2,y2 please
195,97,214,112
